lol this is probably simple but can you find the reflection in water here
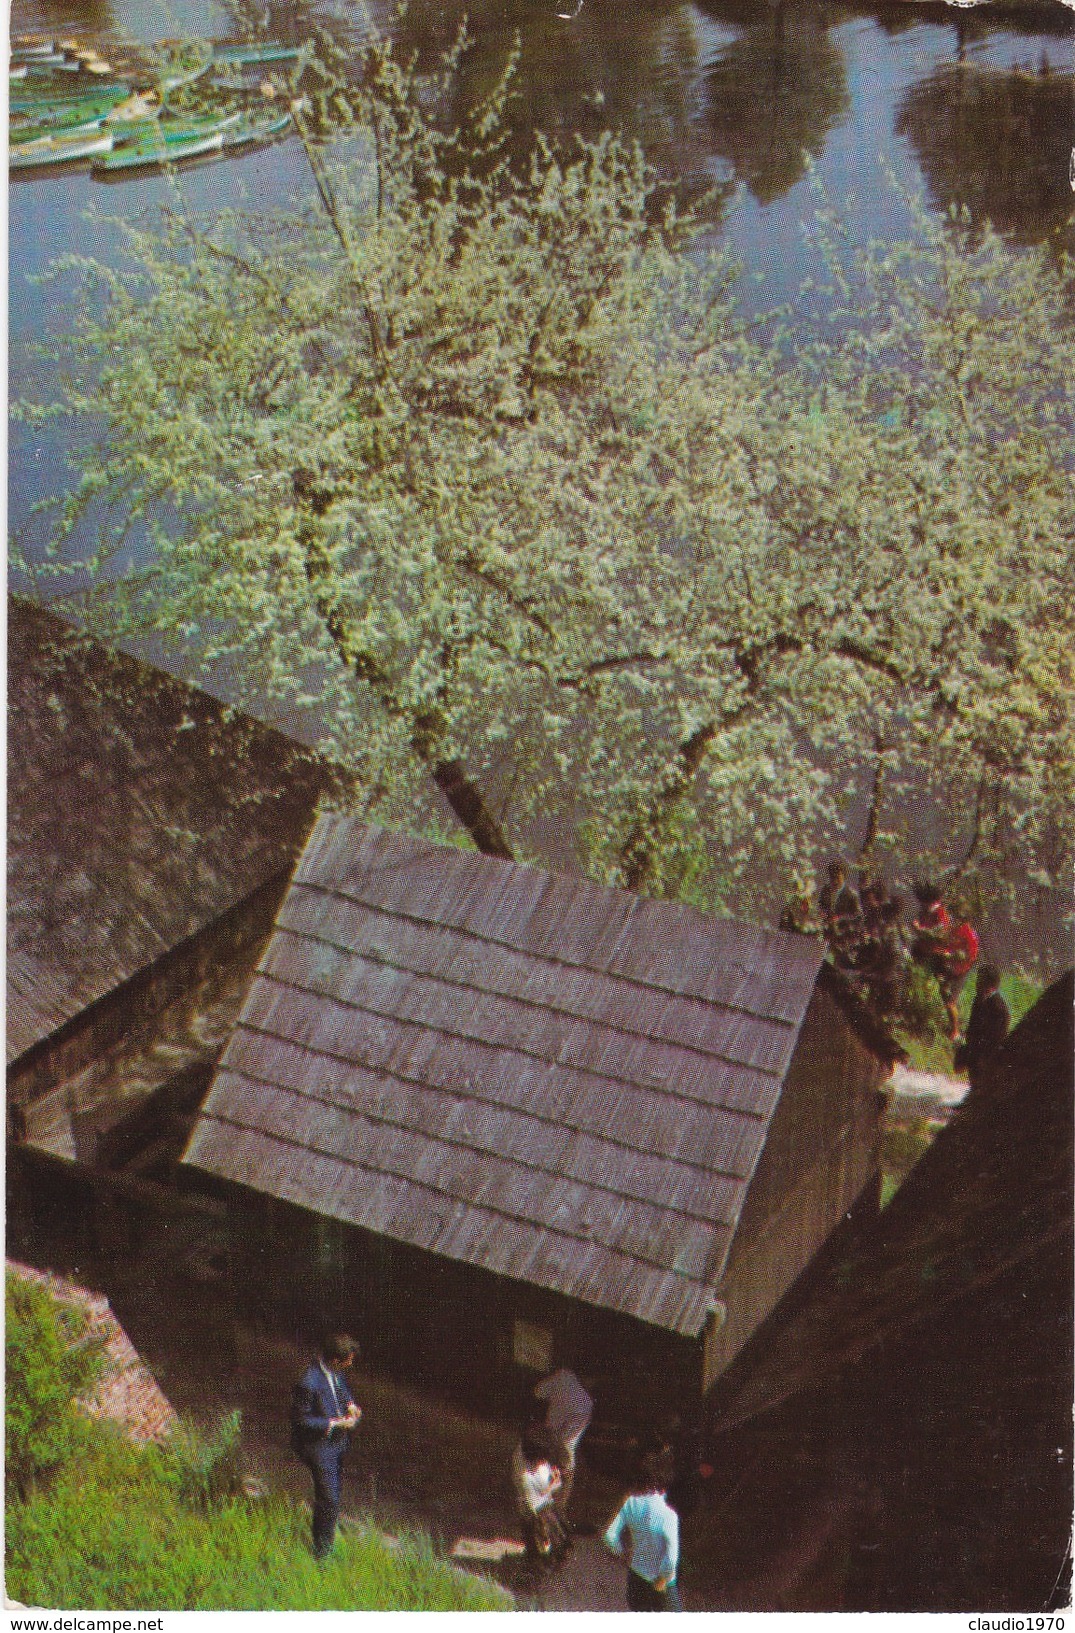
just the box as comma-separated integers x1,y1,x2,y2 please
896,62,1075,253
13,0,114,32
699,0,848,205
389,0,734,220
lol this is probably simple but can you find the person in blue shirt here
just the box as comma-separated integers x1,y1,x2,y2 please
604,1450,683,1611
290,1331,362,1559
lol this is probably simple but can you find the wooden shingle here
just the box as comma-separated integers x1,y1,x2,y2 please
186,815,846,1336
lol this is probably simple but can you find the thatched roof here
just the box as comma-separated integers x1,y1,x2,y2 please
184,815,885,1337
7,596,334,1065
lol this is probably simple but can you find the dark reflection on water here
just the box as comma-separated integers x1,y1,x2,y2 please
698,1,849,205
896,59,1075,253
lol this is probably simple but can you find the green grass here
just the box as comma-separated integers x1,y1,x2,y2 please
896,969,1043,1075
6,1425,510,1611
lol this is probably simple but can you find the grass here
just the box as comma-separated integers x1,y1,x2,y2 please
6,1424,510,1611
896,969,1043,1076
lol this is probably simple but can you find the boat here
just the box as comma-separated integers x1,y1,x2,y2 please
221,109,291,148
107,111,241,146
10,130,114,168
91,127,225,173
11,113,106,143
10,83,131,113
211,41,301,67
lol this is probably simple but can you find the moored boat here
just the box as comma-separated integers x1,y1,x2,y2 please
91,127,225,173
211,41,301,66
10,130,114,168
221,109,291,148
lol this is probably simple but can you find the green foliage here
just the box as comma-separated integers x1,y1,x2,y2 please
5,1272,106,1500
18,30,1074,951
5,1429,509,1610
898,962,950,1047
162,1408,245,1511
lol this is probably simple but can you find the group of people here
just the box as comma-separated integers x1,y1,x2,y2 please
290,1341,689,1610
513,1367,698,1610
781,864,1010,1071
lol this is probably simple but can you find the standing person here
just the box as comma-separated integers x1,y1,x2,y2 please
936,913,980,1041
604,1449,682,1611
534,1366,594,1515
818,861,862,966
957,963,1011,1092
511,1426,567,1564
290,1331,362,1560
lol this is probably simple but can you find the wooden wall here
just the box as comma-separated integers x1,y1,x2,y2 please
703,985,888,1389
224,1185,701,1424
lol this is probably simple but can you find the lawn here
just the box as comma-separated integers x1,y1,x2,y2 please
6,1425,510,1611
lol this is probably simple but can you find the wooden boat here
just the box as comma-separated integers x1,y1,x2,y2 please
221,109,291,148
91,127,225,173
10,130,114,168
211,41,301,66
11,113,106,142
107,111,240,147
11,38,62,58
11,83,130,113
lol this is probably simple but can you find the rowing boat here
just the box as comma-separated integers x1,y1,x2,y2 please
10,83,131,113
211,42,301,66
221,109,291,146
11,113,106,142
91,127,225,173
10,130,114,168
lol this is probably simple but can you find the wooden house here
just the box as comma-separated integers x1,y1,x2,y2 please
183,814,901,1401
690,971,1074,1611
7,595,334,1175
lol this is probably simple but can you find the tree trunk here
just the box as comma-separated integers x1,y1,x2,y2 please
431,759,515,860
620,722,717,892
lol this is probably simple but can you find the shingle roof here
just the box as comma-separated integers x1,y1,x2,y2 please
7,596,333,1064
185,814,835,1336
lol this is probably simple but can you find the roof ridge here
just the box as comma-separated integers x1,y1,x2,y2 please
288,877,810,1031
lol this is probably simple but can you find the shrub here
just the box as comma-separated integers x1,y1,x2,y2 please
162,1409,245,1511
5,1272,106,1501
898,961,948,1043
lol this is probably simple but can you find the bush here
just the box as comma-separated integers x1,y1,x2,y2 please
898,961,948,1043
162,1409,245,1511
5,1272,106,1501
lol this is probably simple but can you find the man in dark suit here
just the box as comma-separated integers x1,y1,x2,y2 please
291,1331,362,1559
958,963,1011,1094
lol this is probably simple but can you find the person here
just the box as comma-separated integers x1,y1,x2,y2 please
778,887,818,935
910,881,950,963
956,963,1010,1091
534,1366,594,1515
604,1449,682,1611
935,914,980,1040
291,1331,362,1559
818,861,862,966
511,1426,568,1564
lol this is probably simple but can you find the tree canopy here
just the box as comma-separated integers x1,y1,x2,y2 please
19,34,1074,960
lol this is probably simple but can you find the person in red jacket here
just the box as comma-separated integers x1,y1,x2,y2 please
936,917,980,1040
911,883,979,1040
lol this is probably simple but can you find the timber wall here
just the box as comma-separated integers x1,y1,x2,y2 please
703,984,888,1389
